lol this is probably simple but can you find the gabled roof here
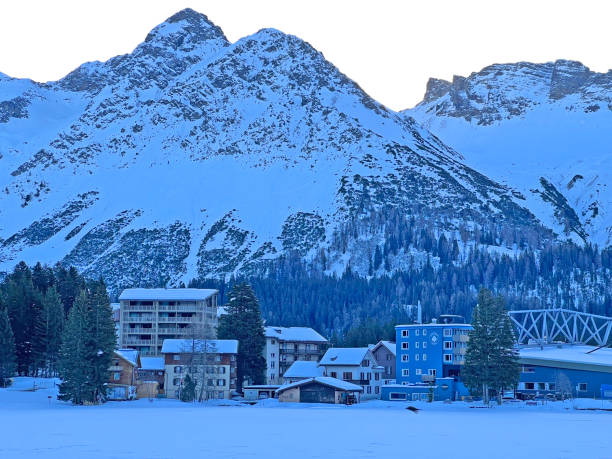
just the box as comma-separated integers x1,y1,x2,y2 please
264,326,328,343
119,288,218,301
371,340,396,356
161,339,238,354
276,377,364,394
283,361,325,379
115,349,139,367
319,348,370,366
139,357,165,371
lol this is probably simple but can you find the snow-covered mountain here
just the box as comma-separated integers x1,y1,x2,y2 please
0,9,552,290
405,60,612,246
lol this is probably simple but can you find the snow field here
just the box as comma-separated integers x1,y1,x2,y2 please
1,378,611,458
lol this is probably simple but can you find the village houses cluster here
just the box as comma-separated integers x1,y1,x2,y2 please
109,288,612,403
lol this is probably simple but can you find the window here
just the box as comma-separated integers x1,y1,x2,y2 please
578,383,588,391
343,372,352,380
525,382,535,390
375,386,380,394
367,386,372,394
173,378,181,386
231,355,236,361
444,329,452,337
270,374,275,380
271,339,276,345
386,355,392,361
402,369,410,377
547,383,555,391
113,372,120,381
401,355,409,362
173,354,180,361
375,373,380,381
537,382,546,390
220,367,226,374
362,359,370,367
423,329,427,336
415,369,422,375
415,354,420,361
428,369,436,376
330,372,337,378
415,342,419,349
271,353,275,358
412,393,419,401
401,330,409,337
444,354,452,362
444,341,453,350
215,356,221,362
422,354,427,361
521,366,535,373
422,342,427,349
360,372,366,381
217,379,225,386
270,361,275,369
174,366,182,374
402,342,409,350
390,392,407,400
416,330,420,336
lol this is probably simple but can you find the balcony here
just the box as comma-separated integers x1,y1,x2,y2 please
157,316,196,323
123,316,155,323
123,327,156,334
124,305,155,312
124,339,154,346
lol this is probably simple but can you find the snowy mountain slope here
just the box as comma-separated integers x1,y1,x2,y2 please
405,60,612,246
0,9,552,290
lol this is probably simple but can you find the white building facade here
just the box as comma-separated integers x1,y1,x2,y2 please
319,348,384,399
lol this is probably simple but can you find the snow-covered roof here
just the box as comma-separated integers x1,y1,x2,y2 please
119,288,218,301
139,357,165,371
518,344,612,373
319,348,369,366
161,339,238,354
276,376,364,394
371,340,396,356
265,326,327,343
115,349,139,367
283,361,325,379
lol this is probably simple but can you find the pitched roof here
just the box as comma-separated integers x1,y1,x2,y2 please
119,288,218,301
115,349,139,367
139,357,165,371
276,377,364,394
160,339,238,354
319,347,370,366
371,340,396,356
518,344,612,373
264,326,327,343
283,361,325,379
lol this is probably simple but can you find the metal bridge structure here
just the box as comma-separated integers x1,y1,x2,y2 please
508,308,612,346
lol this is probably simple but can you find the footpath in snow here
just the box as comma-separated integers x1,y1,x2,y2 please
1,378,611,459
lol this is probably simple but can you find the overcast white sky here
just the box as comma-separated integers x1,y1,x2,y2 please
1,0,611,110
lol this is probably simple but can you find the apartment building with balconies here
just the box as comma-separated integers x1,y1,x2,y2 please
264,326,328,385
119,288,218,356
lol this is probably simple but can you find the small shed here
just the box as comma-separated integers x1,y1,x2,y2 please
276,376,364,404
243,385,280,401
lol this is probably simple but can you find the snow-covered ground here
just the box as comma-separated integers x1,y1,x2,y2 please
1,378,611,458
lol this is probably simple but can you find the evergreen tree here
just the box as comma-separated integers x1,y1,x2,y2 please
58,291,90,404
217,283,266,392
35,287,65,376
0,307,17,387
180,374,196,402
84,280,117,402
462,288,519,404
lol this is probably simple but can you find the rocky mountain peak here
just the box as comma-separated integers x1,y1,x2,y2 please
549,59,592,100
143,8,229,52
422,78,452,102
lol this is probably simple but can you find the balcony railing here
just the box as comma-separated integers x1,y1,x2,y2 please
157,316,196,323
124,339,154,345
123,327,156,334
123,316,155,323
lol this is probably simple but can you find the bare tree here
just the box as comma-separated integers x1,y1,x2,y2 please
555,371,573,400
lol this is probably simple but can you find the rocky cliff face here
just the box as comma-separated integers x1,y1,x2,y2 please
406,60,612,246
0,9,553,291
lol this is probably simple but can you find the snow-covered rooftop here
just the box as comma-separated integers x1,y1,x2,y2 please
276,376,364,393
518,344,612,372
319,348,369,366
139,357,165,371
161,339,238,354
265,326,327,343
119,288,218,301
283,361,325,379
115,349,139,367
372,340,396,356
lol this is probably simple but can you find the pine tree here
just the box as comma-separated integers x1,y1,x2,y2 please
35,287,65,377
84,280,117,402
58,291,90,404
462,288,519,404
0,307,17,387
180,374,196,402
217,283,266,392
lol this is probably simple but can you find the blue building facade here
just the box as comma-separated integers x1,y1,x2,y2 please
383,317,473,401
517,345,612,399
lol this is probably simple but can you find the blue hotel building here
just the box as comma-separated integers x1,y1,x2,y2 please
382,315,473,401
